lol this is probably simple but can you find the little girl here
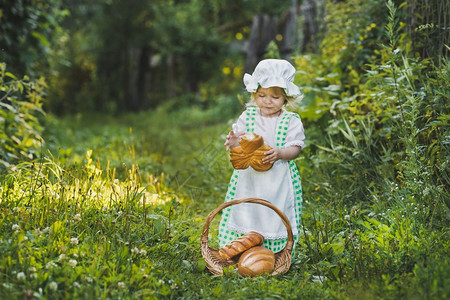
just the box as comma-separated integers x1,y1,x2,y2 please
219,59,305,255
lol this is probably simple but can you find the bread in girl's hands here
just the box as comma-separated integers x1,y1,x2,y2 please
229,134,273,171
249,144,273,171
239,134,264,153
237,246,275,276
218,231,264,261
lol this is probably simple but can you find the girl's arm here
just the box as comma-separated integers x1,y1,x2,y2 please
262,146,301,164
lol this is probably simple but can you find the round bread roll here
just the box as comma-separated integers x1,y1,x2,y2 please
237,246,275,277
218,231,264,261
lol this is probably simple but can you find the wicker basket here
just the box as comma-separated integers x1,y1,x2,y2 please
201,197,294,276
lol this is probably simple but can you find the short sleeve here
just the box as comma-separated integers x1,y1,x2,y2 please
232,111,247,134
284,114,305,148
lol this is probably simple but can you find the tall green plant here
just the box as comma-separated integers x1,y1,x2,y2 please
0,64,47,169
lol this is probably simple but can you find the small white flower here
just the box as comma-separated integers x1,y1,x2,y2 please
113,179,119,185
70,237,79,245
311,275,327,283
13,207,20,212
12,224,20,231
344,214,351,220
73,282,81,288
139,249,147,256
43,227,51,234
49,281,58,291
59,254,66,261
68,259,77,267
17,272,26,280
73,214,82,222
28,267,36,273
46,261,57,269
30,273,38,279
118,282,126,289
84,276,93,283
131,247,139,254
23,236,28,241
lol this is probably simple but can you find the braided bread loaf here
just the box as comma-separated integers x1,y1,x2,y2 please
229,134,273,172
218,231,264,260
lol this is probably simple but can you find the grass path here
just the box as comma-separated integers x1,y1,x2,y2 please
1,108,447,299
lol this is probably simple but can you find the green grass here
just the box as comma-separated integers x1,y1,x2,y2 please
1,106,448,299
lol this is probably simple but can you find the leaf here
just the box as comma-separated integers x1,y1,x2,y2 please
31,31,50,47
195,258,206,272
5,72,16,79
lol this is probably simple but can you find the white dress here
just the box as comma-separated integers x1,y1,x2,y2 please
218,106,305,253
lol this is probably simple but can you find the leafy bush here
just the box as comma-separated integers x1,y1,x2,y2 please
0,63,47,169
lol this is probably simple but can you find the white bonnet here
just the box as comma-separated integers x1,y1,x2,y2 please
243,59,301,97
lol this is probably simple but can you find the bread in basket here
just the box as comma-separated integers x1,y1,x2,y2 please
200,198,294,276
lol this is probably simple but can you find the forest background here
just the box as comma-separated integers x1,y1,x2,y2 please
0,0,449,298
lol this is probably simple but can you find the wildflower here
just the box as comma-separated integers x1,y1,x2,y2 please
42,227,51,234
344,215,351,221
12,224,19,231
118,282,126,289
68,259,77,267
113,179,119,185
59,254,66,261
46,261,57,269
70,237,79,245
28,267,36,273
73,282,81,288
73,214,82,222
139,249,147,256
131,247,139,254
84,276,93,283
13,207,20,212
17,272,26,280
49,281,58,291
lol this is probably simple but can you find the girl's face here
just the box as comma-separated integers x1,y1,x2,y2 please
254,87,286,117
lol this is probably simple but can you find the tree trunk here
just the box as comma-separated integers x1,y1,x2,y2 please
245,14,277,73
135,46,150,110
300,0,318,53
125,47,139,111
279,0,298,60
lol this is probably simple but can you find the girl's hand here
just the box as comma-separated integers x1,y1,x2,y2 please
262,148,282,164
263,146,302,163
224,130,245,150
